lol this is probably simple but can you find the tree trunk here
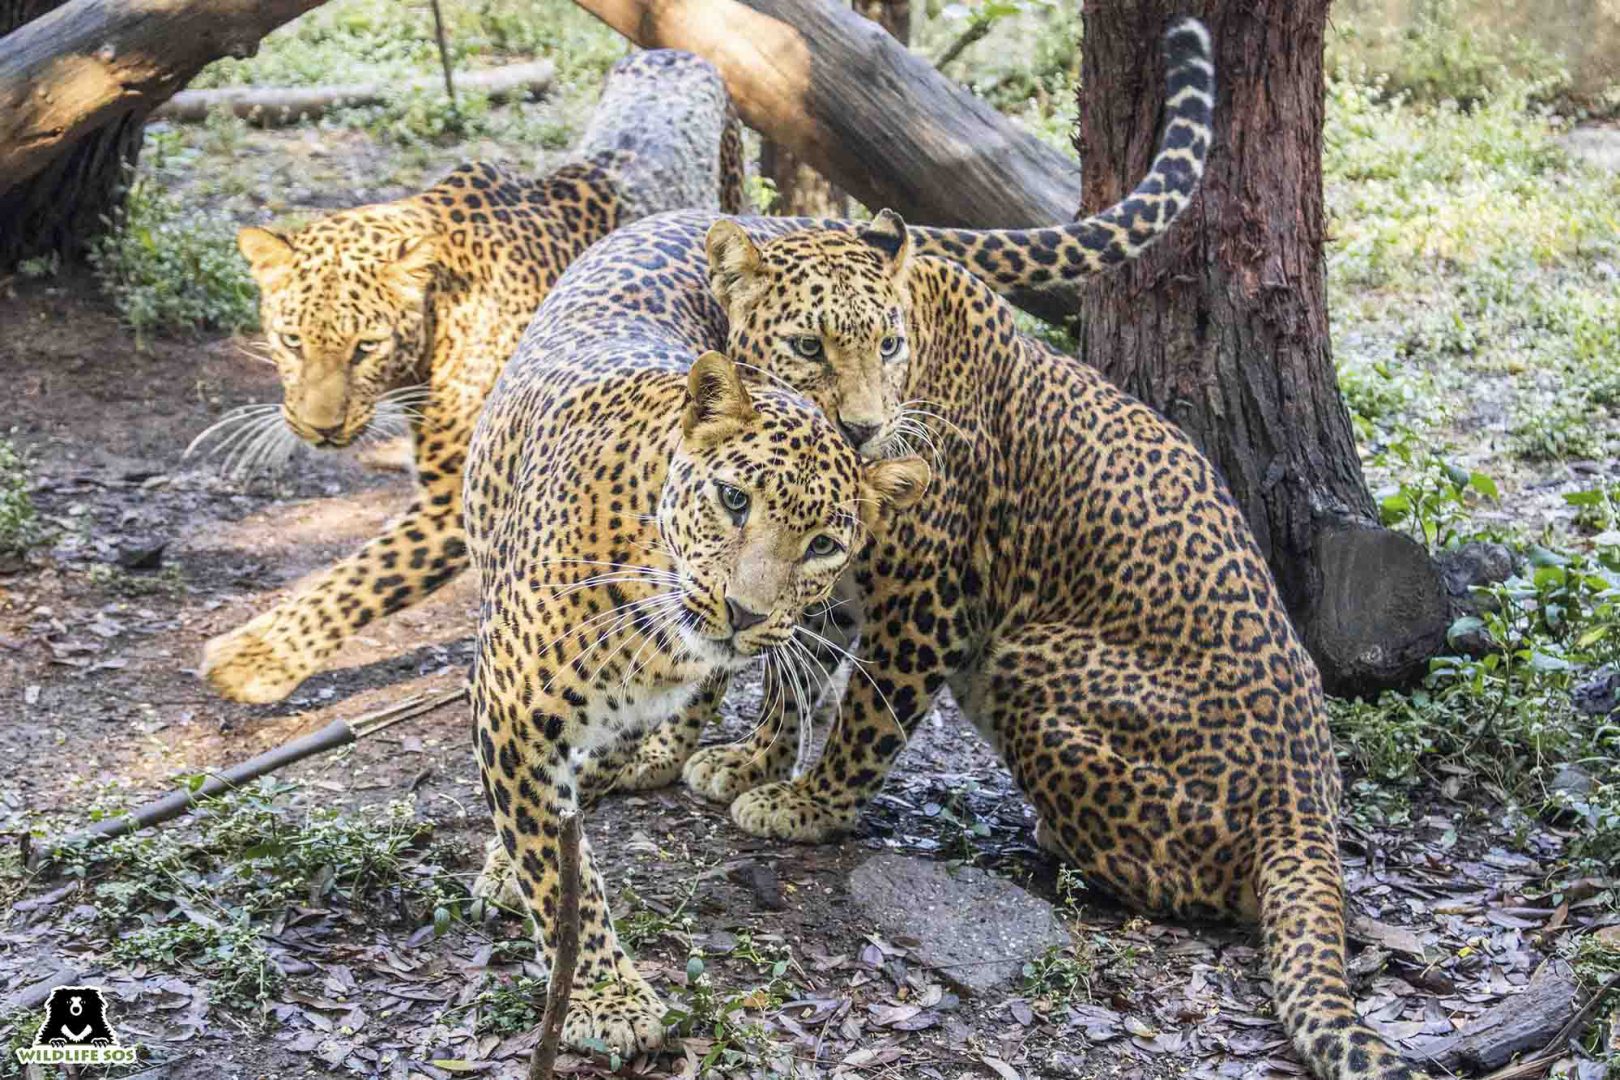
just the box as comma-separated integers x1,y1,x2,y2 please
569,0,1081,228
0,0,327,268
759,0,908,219
0,0,132,266
1075,0,1448,693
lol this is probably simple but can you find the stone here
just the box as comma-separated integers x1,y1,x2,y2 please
115,537,167,570
1435,541,1515,600
1571,665,1620,717
847,852,1070,994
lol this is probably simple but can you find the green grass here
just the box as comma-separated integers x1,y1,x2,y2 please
1325,74,1620,465
0,438,40,556
89,166,258,341
54,780,462,1012
187,0,624,147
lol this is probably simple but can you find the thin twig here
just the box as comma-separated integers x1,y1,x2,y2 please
530,811,583,1080
428,0,457,111
933,17,991,70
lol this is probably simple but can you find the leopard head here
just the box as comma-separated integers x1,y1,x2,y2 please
238,207,438,448
660,352,927,669
706,212,913,458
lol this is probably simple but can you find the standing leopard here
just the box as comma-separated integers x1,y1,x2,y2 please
464,318,927,1052
461,20,1411,1079
198,50,742,703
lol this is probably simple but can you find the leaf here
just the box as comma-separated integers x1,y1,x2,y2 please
980,1056,1022,1080
428,1061,479,1073
1469,471,1499,499
1446,615,1485,648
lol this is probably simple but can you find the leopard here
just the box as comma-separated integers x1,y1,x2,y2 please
460,19,1412,1080
463,321,927,1053
681,22,1421,1080
197,49,743,704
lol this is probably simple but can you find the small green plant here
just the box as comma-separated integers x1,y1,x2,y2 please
55,781,458,1014
1373,436,1497,550
1021,943,1089,1004
663,950,790,1072
616,881,697,951
90,173,258,342
86,563,185,598
469,972,545,1036
1509,396,1605,463
933,779,993,863
0,438,41,557
15,252,59,279
745,174,779,215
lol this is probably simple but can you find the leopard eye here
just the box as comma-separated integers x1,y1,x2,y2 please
805,534,844,560
716,481,750,522
279,331,303,351
879,335,902,359
790,336,823,359
354,339,385,359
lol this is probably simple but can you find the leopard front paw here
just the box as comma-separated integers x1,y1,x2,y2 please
469,838,525,917
729,781,856,842
683,742,790,804
562,967,666,1055
200,619,314,703
613,738,689,793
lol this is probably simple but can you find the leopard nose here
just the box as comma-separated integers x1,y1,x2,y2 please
725,597,768,633
313,423,345,442
840,420,880,449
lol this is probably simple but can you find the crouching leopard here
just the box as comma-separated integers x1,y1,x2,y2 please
464,328,926,1051
198,50,742,704
689,23,1417,1080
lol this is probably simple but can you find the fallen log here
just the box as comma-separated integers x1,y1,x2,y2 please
0,0,331,197
42,686,465,859
1405,961,1580,1073
151,59,555,126
570,0,1082,233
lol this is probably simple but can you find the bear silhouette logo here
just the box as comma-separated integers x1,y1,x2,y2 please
34,986,118,1047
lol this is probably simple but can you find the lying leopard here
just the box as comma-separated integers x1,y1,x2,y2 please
464,336,927,1050
198,50,742,703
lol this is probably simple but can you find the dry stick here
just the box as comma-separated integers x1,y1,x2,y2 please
530,811,584,1080
43,686,467,859
933,17,991,69
428,0,457,112
151,61,554,126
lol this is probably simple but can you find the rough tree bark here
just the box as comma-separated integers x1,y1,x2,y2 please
1076,0,1449,693
0,0,327,268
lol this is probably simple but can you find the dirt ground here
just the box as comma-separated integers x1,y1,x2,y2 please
0,275,1610,1080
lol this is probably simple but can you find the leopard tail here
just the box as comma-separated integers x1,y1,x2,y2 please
907,18,1214,290
1255,828,1425,1080
718,104,747,215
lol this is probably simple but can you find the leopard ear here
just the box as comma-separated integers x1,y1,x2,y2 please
386,235,437,296
683,351,758,445
860,454,930,528
237,227,294,282
705,219,762,311
858,209,911,276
